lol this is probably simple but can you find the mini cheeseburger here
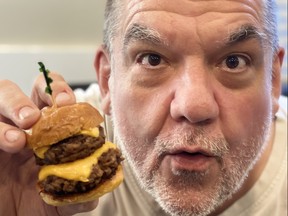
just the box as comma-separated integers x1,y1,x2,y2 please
26,102,123,206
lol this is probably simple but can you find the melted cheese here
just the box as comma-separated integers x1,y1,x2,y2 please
34,127,100,159
38,141,116,182
34,146,50,159
79,127,99,137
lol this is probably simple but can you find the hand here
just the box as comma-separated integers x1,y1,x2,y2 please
0,73,98,215
0,72,76,153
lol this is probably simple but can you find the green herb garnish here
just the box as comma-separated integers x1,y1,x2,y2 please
38,62,53,95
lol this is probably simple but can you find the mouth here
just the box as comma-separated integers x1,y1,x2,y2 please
162,148,217,172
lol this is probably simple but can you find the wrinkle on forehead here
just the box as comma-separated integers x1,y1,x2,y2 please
117,0,266,55
124,0,262,22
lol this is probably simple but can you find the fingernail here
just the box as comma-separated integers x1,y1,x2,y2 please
19,106,37,120
5,130,21,143
55,92,71,104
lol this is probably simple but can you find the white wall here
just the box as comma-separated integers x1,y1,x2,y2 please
0,0,105,45
0,0,105,95
277,0,287,87
0,46,98,95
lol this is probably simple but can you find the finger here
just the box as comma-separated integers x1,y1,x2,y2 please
0,122,26,153
0,80,41,129
31,72,76,109
56,200,99,216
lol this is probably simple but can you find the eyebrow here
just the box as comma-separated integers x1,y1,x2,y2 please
123,23,166,51
227,24,266,45
122,23,266,52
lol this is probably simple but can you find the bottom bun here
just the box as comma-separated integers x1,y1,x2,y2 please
38,165,124,206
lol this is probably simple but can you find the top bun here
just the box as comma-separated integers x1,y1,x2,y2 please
26,102,104,149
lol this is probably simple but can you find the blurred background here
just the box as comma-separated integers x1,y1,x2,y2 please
0,0,287,95
0,0,105,95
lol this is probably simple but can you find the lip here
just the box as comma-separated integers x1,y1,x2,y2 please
161,147,217,172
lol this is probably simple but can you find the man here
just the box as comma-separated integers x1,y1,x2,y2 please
0,0,286,215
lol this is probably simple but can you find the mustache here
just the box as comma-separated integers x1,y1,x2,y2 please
153,128,229,158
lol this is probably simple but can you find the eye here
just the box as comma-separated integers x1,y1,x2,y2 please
137,53,165,68
226,56,240,68
219,55,250,73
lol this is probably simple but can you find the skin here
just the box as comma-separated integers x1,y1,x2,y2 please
0,0,285,215
95,0,284,215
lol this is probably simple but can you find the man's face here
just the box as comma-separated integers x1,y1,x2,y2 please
104,0,281,215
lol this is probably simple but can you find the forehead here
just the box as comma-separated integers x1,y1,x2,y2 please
124,0,263,14
120,0,264,38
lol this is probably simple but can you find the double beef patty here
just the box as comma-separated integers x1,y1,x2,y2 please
36,126,123,196
35,127,106,165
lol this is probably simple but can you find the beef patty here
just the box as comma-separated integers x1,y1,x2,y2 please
35,126,105,165
39,148,123,196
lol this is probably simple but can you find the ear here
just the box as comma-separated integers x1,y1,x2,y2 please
94,45,112,115
271,47,285,116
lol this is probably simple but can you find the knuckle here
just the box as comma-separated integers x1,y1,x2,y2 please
0,80,19,92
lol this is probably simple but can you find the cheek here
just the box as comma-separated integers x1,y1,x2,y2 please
220,90,273,150
111,83,172,143
110,87,171,168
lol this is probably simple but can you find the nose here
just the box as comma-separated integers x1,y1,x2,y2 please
170,62,219,124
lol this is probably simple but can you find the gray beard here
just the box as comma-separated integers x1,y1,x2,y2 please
110,110,272,216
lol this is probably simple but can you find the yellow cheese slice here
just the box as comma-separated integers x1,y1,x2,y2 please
34,127,100,159
79,127,99,137
38,141,116,182
34,146,50,159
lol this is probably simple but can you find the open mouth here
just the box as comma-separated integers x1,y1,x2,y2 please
163,150,215,172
